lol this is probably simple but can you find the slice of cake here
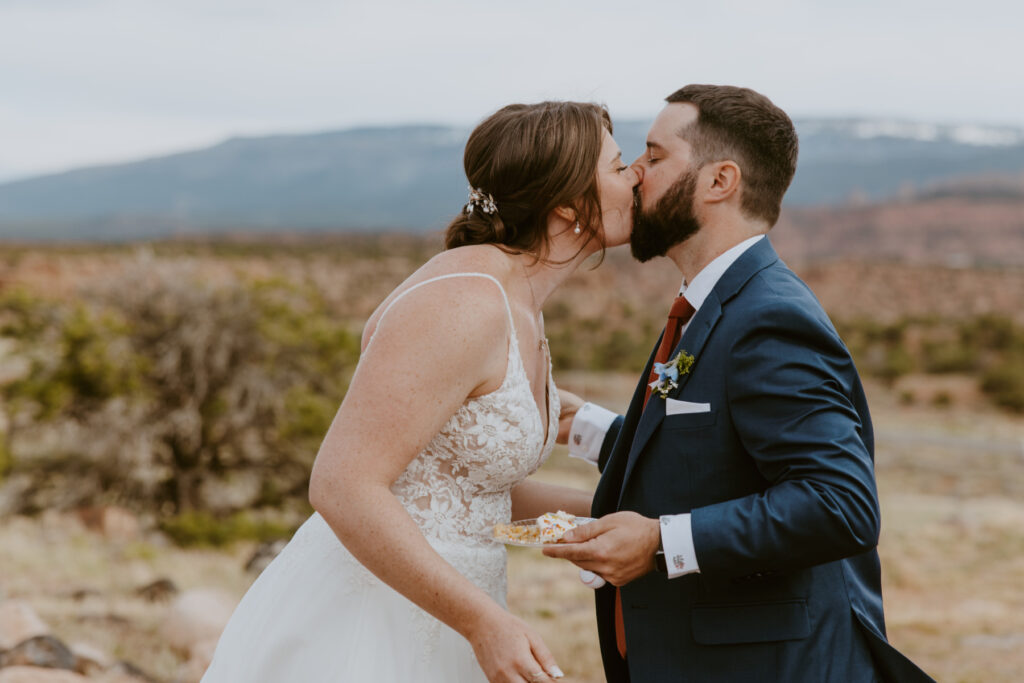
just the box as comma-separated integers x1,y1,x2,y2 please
536,510,578,543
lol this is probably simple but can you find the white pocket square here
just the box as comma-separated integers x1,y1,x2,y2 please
665,398,711,416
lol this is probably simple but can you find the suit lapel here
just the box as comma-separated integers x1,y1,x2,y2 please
615,238,782,506
592,333,662,516
617,294,723,506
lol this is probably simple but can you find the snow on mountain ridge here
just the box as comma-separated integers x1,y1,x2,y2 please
797,119,1024,147
947,125,1024,147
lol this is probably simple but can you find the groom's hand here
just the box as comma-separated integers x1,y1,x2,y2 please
555,388,585,444
542,512,660,586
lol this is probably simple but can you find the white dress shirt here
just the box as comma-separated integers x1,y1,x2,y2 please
568,234,764,578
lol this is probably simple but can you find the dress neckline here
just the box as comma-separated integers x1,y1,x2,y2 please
370,270,557,454
466,319,555,453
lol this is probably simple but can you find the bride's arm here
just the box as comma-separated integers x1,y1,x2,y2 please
510,480,592,519
308,279,562,682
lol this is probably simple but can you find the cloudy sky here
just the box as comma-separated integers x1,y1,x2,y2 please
1,0,1021,181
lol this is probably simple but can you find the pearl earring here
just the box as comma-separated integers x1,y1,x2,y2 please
573,221,581,235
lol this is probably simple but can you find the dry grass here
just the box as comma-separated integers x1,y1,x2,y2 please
3,377,1023,681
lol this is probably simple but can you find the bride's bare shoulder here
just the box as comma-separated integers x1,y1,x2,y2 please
361,245,514,349
421,243,512,275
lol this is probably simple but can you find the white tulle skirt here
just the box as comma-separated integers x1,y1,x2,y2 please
202,513,503,682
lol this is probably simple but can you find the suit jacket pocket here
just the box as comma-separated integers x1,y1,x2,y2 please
662,409,718,431
692,600,810,645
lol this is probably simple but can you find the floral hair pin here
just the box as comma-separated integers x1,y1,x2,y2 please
649,349,695,399
465,186,497,215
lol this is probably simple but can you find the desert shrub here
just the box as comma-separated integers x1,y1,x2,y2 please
545,297,659,373
545,300,572,321
0,258,360,517
160,510,296,547
837,318,914,382
853,343,915,385
980,358,1024,412
921,340,979,374
836,315,1024,415
0,441,10,480
833,319,866,356
879,347,915,384
960,314,1018,352
866,320,907,346
592,328,657,372
546,326,581,370
547,323,657,373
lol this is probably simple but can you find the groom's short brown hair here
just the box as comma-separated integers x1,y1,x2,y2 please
666,85,798,226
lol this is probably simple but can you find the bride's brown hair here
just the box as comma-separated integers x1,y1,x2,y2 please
445,101,612,260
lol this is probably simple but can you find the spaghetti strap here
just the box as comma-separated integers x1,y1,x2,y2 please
367,272,517,349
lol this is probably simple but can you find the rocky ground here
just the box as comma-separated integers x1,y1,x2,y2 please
0,506,253,682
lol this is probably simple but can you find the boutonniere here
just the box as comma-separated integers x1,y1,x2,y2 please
649,349,695,399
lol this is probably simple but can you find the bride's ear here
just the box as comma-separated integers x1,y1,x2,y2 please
551,205,576,224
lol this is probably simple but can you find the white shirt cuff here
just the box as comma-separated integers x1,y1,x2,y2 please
659,513,701,578
567,402,618,466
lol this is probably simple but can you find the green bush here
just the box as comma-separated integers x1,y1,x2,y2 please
835,315,1024,417
961,314,1018,352
981,359,1024,412
879,347,915,384
0,266,360,518
160,511,296,548
593,329,652,373
921,341,979,374
0,439,11,479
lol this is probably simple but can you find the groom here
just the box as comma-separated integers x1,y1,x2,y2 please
544,85,933,682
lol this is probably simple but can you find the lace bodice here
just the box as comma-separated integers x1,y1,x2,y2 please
387,273,559,542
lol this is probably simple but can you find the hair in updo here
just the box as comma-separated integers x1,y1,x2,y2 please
445,101,612,259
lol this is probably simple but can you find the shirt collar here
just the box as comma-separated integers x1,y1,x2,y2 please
679,234,765,309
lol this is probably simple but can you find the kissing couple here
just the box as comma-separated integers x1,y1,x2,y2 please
203,85,934,682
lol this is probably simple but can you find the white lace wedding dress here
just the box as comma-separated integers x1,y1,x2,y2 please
202,273,559,682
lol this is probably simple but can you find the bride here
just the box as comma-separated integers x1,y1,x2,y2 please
202,101,639,682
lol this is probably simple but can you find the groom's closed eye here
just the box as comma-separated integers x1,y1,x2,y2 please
645,141,666,164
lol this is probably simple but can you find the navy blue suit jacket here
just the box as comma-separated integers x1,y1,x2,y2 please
591,239,933,682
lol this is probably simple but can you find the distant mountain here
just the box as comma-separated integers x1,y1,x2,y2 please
0,167,21,185
1,118,1023,240
786,119,1024,206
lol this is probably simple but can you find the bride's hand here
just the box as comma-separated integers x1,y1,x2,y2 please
464,608,564,682
556,388,585,445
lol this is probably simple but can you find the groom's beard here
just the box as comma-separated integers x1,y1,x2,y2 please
629,169,702,263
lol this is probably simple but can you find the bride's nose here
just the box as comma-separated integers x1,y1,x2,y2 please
630,162,644,185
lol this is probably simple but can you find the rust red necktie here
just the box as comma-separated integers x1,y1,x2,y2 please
642,295,696,408
616,293,695,660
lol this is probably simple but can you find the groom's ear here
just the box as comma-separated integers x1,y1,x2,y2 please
703,161,741,204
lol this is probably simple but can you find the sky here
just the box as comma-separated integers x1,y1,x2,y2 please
1,0,1022,181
